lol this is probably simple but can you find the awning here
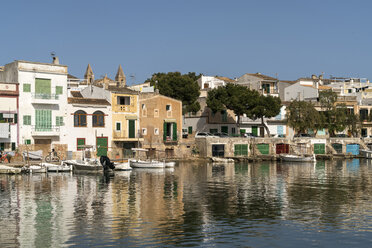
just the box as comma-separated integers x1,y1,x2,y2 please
164,118,176,123
125,115,138,120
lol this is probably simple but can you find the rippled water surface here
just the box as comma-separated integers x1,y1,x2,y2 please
1,159,372,247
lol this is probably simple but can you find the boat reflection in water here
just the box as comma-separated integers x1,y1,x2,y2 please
1,159,372,247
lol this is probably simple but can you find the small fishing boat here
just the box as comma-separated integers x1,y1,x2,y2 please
279,154,316,162
43,162,72,172
65,159,103,172
130,159,165,169
28,165,47,173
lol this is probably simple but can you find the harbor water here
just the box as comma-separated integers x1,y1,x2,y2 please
1,159,372,247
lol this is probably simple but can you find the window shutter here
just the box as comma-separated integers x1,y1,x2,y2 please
14,114,17,123
172,122,177,141
163,122,167,141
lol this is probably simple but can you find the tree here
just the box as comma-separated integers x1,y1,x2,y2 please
318,90,349,136
147,72,201,114
206,84,260,128
250,95,282,136
286,100,320,134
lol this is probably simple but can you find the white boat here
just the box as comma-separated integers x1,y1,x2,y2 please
280,154,316,162
114,161,132,171
130,159,165,169
211,157,234,163
28,165,47,173
43,162,72,172
360,149,372,159
65,159,104,172
165,161,176,168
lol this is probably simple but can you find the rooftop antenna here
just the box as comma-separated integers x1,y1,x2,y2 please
130,74,136,84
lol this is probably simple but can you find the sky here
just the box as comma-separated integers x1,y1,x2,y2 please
1,0,372,85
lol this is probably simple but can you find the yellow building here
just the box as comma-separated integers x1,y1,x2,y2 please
139,92,182,157
109,86,142,155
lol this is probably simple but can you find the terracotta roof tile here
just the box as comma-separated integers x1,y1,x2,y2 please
68,97,110,105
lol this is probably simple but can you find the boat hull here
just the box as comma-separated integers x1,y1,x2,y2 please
114,162,132,171
130,160,165,169
280,154,316,162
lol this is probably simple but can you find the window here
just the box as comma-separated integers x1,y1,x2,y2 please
154,109,159,117
77,138,85,150
25,139,31,145
56,86,63,95
188,126,193,134
56,116,64,126
23,84,31,92
232,127,236,134
12,142,16,151
117,96,130,105
23,115,31,125
262,83,270,94
74,110,87,127
116,122,121,131
166,105,171,111
142,128,147,135
154,128,159,135
92,111,105,127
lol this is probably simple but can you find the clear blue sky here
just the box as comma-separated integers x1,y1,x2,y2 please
1,0,372,84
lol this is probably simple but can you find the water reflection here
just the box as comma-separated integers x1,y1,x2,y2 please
1,160,372,247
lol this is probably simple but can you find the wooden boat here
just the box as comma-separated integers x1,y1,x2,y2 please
130,159,165,169
280,154,316,162
360,149,372,159
43,162,72,172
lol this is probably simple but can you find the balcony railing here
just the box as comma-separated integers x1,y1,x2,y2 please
31,125,60,136
32,93,59,100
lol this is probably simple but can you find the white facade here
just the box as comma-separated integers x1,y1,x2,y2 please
66,86,112,156
0,60,68,152
197,75,228,90
0,82,18,150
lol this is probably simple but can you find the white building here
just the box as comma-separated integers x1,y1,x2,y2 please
66,85,112,158
0,59,68,155
0,82,19,151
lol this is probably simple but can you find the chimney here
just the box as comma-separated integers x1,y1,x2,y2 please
52,56,59,65
319,74,323,80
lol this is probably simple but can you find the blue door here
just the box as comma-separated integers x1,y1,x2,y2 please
346,144,359,155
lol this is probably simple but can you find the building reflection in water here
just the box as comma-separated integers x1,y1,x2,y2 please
1,159,372,246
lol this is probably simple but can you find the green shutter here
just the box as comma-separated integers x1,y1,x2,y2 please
163,122,167,141
77,138,85,150
314,144,325,154
257,144,269,155
96,137,108,156
221,126,228,134
128,120,135,138
0,113,3,121
234,144,248,156
23,84,31,92
14,114,17,124
35,78,51,98
23,115,31,125
116,122,121,131
188,126,193,134
11,142,16,151
172,122,177,141
252,126,258,136
25,139,31,145
56,86,63,95
35,110,51,131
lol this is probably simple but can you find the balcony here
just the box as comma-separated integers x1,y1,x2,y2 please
31,93,60,104
112,131,143,142
31,126,60,136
